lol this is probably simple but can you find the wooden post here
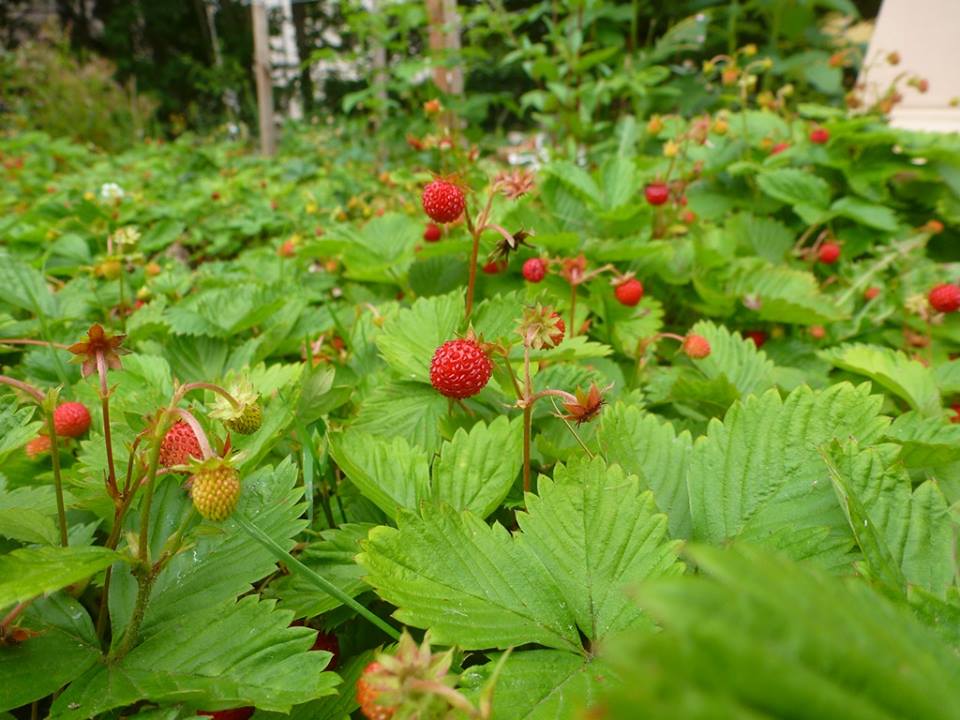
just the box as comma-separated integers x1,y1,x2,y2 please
425,0,462,95
251,0,277,155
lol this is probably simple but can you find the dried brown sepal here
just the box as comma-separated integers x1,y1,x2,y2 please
560,384,607,425
67,323,127,378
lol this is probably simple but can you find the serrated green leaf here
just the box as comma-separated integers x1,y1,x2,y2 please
687,320,776,398
0,546,126,609
329,430,429,517
361,506,581,652
819,343,941,416
730,259,845,324
603,543,960,719
756,168,831,209
52,597,339,719
432,416,523,518
830,196,899,231
268,523,373,617
826,441,955,598
376,292,465,382
519,458,684,640
598,404,693,538
352,380,449,454
687,384,888,554
883,412,960,467
0,594,101,712
460,650,610,720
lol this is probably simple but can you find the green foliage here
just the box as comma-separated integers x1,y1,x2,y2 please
596,544,960,720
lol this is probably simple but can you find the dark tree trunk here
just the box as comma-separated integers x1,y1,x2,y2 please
291,1,313,113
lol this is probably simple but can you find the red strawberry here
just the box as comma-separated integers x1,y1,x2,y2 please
951,403,960,424
929,283,960,313
682,334,711,359
160,420,202,468
197,709,254,720
25,434,52,458
644,182,669,206
423,223,442,242
522,258,547,283
54,402,91,438
429,338,492,399
809,127,830,144
818,242,841,264
743,330,767,348
312,630,340,669
614,278,644,307
277,239,296,258
681,209,697,224
357,662,394,720
809,325,826,340
211,191,221,201
482,259,507,274
421,180,465,223
770,142,790,155
864,286,880,301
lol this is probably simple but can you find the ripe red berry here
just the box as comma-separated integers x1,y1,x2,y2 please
743,330,767,348
818,242,841,264
421,180,466,223
864,286,880,301
809,325,826,340
681,209,697,224
682,334,711,359
159,420,202,468
482,259,507,274
929,283,960,313
644,182,669,206
54,402,91,438
311,630,340,669
614,278,644,307
211,191,221,201
277,240,296,258
429,338,493,399
423,223,442,242
770,142,790,155
25,434,52,458
809,127,830,144
197,709,254,720
357,662,395,720
522,258,547,283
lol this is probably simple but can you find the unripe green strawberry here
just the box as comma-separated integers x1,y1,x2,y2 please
190,460,240,521
209,378,262,435
224,402,262,435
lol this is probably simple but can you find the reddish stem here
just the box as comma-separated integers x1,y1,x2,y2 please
97,352,119,499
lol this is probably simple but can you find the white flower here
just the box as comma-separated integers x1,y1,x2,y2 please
99,182,125,201
111,226,140,247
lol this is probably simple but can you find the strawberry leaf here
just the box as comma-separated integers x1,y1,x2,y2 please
51,596,339,719
0,594,101,712
687,383,888,557
819,343,942,417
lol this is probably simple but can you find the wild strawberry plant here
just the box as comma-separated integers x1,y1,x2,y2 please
2,57,960,720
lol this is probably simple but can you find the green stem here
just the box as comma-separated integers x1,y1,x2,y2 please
138,413,172,565
45,412,68,547
465,207,481,322
233,511,400,640
522,403,533,494
110,567,156,661
97,352,119,498
569,283,577,339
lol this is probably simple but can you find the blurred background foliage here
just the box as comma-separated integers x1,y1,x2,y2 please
0,0,883,151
